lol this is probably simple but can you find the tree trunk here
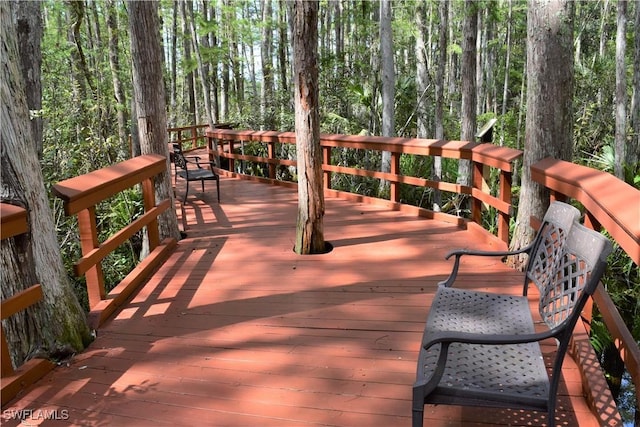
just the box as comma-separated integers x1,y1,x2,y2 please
1,2,92,367
128,0,181,243
433,0,448,212
509,0,574,269
614,0,627,179
13,0,43,159
260,0,274,130
169,0,178,127
293,0,325,255
379,0,394,196
180,0,197,124
106,0,129,156
631,0,640,167
186,1,214,128
458,0,477,203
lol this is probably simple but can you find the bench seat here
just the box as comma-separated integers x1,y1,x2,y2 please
417,286,548,410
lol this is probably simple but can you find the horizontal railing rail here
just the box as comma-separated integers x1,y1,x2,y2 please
206,128,522,247
52,154,177,328
532,157,640,412
168,123,235,153
0,203,55,405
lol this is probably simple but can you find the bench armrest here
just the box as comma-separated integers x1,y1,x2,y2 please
422,328,555,350
438,243,534,287
185,156,217,170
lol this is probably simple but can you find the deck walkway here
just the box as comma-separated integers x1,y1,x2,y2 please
2,177,600,426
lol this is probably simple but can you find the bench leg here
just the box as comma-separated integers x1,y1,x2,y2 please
216,179,220,202
183,181,189,203
412,408,424,427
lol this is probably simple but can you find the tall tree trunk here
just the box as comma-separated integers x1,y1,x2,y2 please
260,0,274,130
106,0,128,156
415,2,428,139
458,0,477,196
614,0,627,179
379,0,394,196
293,0,325,255
13,0,43,159
509,0,574,268
169,0,178,127
433,0,448,212
631,0,640,167
1,2,92,367
186,1,214,127
500,0,513,146
128,0,181,243
180,0,197,124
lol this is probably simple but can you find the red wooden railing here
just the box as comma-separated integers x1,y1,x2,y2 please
52,154,177,329
0,203,55,405
532,158,640,413
206,129,522,247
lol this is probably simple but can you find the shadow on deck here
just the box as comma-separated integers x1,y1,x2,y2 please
2,177,605,426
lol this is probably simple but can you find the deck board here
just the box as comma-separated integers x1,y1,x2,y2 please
1,176,600,426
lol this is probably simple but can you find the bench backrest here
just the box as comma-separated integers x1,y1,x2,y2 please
538,221,612,330
524,201,612,330
524,201,581,300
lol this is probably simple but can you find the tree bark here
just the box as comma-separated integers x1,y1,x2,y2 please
293,0,325,255
614,0,627,179
106,0,129,156
13,0,43,159
260,0,274,130
631,0,640,167
379,0,394,196
186,1,214,128
1,1,92,367
458,0,477,192
433,0,448,212
509,0,574,269
128,0,181,243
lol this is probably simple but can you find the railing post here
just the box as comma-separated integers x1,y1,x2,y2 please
323,146,331,189
268,142,276,179
228,138,235,173
389,153,400,202
77,206,106,308
498,170,512,244
471,160,485,226
142,177,160,251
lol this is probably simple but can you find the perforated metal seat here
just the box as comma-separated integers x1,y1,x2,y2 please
412,201,613,427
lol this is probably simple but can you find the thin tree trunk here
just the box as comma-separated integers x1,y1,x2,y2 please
1,2,92,367
631,0,640,167
293,0,325,255
128,0,181,243
379,0,394,196
106,0,128,156
180,1,197,124
260,0,274,130
169,0,178,127
614,0,627,179
509,0,574,268
433,0,448,212
500,0,513,146
186,1,214,127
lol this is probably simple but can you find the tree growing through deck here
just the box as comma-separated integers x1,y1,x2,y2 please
293,0,325,255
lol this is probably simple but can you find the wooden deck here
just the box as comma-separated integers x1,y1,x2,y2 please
2,177,602,426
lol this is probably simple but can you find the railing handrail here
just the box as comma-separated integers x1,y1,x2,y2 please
531,157,640,264
52,154,177,328
206,127,522,246
531,157,640,411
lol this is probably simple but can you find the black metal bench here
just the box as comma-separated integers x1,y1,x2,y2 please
412,201,613,427
170,143,220,203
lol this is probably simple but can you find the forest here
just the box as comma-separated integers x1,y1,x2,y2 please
3,0,640,423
